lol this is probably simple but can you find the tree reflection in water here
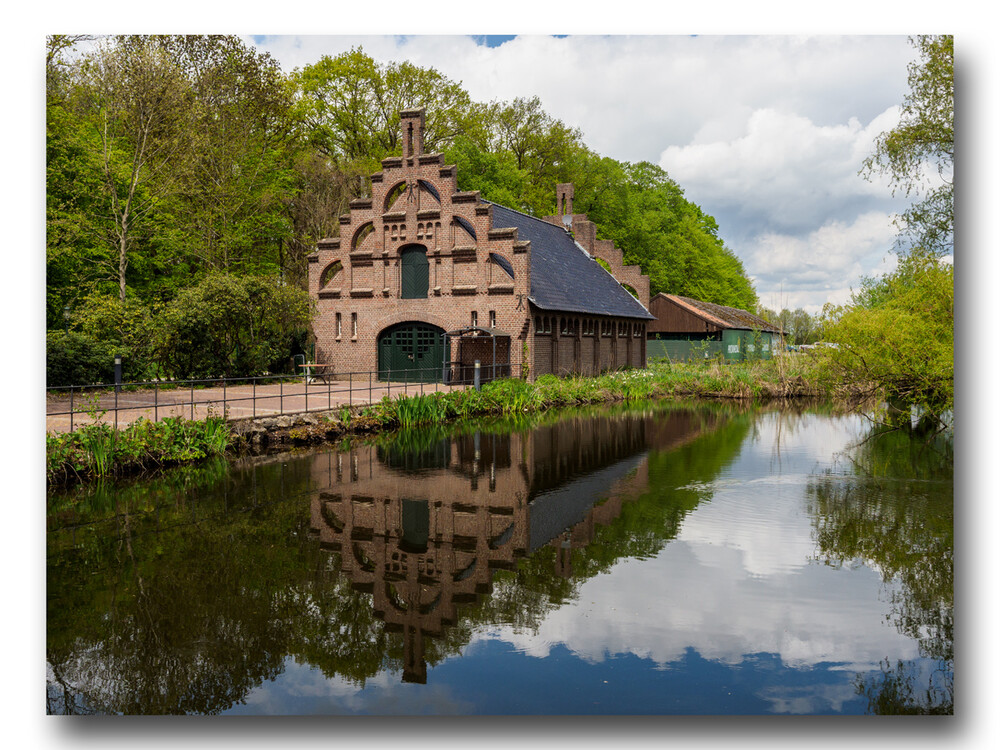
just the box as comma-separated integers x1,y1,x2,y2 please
807,423,953,714
47,402,748,714
47,402,953,715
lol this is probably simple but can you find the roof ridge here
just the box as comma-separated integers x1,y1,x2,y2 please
485,200,570,234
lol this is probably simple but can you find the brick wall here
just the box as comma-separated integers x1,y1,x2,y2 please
308,109,650,381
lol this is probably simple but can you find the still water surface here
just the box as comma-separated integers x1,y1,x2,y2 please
46,401,953,715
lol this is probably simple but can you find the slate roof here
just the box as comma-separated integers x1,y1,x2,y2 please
661,294,780,333
488,203,654,320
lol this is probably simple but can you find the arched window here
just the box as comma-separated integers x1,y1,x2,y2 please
400,246,429,299
320,260,343,289
384,181,408,212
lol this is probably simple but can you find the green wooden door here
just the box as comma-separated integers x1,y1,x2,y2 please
400,247,429,299
378,322,444,382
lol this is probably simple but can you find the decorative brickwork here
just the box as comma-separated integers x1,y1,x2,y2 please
308,108,652,380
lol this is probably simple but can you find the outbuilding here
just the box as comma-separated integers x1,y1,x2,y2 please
308,108,653,382
646,293,781,362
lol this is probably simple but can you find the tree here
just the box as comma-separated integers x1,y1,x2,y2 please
152,35,298,276
822,250,953,421
291,48,480,193
72,37,196,303
862,35,953,256
47,35,107,326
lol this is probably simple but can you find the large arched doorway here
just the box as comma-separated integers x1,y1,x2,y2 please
378,321,445,382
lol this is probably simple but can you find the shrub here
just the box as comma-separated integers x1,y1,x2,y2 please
46,330,115,387
153,272,314,379
822,251,953,419
71,293,157,381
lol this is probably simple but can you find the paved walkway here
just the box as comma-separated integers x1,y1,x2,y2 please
45,376,469,434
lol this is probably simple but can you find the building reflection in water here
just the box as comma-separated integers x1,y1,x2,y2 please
310,409,719,683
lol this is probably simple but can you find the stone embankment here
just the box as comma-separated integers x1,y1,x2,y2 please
230,407,379,451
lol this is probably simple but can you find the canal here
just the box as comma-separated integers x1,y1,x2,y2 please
46,400,953,715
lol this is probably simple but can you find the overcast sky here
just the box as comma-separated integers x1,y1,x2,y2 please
250,33,922,313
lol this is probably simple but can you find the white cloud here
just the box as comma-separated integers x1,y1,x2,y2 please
749,212,899,312
248,34,921,310
476,411,919,710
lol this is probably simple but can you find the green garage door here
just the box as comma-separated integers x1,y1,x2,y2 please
378,322,445,383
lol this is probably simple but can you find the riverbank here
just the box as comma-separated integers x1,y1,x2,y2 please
46,356,864,486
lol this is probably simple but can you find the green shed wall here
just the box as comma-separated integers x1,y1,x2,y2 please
648,331,776,364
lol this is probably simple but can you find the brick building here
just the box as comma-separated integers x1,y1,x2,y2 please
309,407,718,682
307,108,653,382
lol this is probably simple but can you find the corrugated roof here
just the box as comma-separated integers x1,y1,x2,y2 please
663,294,780,333
488,203,654,320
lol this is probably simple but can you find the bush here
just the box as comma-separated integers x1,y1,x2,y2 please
153,272,314,379
71,293,157,382
46,330,115,387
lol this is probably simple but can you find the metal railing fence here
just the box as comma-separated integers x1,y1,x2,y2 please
45,360,519,433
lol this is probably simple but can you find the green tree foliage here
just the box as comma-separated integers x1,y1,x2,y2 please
70,37,197,303
153,273,313,379
823,251,953,419
862,35,953,256
758,306,824,345
291,48,480,188
70,293,157,381
48,38,762,377
150,35,298,277
46,40,107,327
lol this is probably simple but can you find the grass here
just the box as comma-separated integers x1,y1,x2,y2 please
47,415,232,484
47,353,855,487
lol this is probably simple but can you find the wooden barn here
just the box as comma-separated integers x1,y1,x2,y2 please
646,294,781,363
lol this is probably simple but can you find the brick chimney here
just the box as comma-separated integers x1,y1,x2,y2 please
556,183,574,215
401,108,426,158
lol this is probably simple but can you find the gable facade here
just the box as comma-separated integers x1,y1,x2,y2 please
308,108,652,382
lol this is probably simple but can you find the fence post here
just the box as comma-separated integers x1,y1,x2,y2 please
69,386,74,432
304,373,308,414
369,371,372,404
154,382,158,423
223,378,227,420
349,371,353,407
280,378,283,415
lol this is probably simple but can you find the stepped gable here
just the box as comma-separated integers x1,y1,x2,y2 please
488,202,653,320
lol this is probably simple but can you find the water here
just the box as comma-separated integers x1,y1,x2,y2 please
46,401,953,715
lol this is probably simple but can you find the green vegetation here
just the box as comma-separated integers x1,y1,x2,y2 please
48,36,759,387
153,272,313,379
47,415,231,484
45,354,845,485
861,35,953,257
819,251,953,423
